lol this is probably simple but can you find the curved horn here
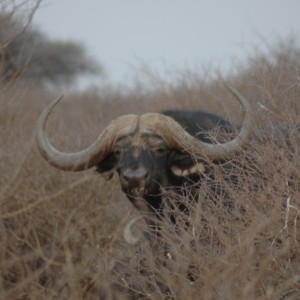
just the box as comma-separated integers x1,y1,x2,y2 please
140,84,253,161
36,96,139,171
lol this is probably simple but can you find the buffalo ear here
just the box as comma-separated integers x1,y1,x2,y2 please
95,153,118,181
168,152,205,177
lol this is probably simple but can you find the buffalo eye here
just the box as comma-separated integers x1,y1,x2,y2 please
153,147,168,156
113,149,122,157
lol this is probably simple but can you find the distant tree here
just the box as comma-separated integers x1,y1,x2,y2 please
0,1,103,86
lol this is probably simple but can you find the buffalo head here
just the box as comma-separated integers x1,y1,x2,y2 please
36,85,253,216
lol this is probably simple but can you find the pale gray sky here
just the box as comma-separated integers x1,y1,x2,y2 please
33,0,300,87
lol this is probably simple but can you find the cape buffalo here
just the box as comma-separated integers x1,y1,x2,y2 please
36,85,253,220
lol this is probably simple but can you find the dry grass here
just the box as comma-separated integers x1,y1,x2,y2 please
0,41,300,299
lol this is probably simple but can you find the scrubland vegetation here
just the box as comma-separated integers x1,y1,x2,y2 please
0,3,300,300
